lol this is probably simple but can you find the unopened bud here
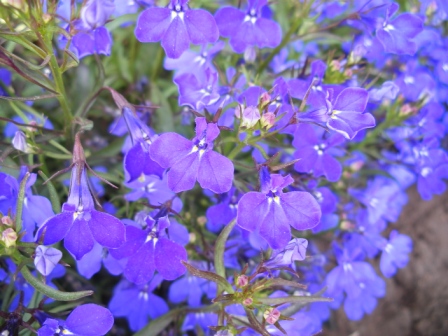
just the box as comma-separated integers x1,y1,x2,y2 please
340,220,355,231
81,0,115,29
242,297,253,306
330,60,341,71
1,216,13,226
264,307,281,324
27,120,38,132
399,103,414,116
236,274,249,288
241,106,260,128
2,228,17,248
244,46,256,63
12,131,31,153
260,112,275,129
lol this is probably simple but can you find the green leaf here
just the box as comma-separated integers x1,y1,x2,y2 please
21,266,93,301
214,219,236,281
0,49,58,94
15,172,30,233
257,295,333,306
182,261,234,294
0,30,46,58
38,171,61,213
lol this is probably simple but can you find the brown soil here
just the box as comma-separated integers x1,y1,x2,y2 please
324,188,448,336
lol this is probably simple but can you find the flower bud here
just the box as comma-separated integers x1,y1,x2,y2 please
244,46,256,63
242,297,253,306
264,307,281,324
236,274,249,288
34,245,63,276
12,131,30,153
1,216,13,226
2,228,17,248
260,112,275,129
241,106,260,128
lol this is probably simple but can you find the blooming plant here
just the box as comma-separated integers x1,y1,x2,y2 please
0,0,446,335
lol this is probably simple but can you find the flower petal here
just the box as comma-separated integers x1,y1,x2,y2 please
135,7,172,42
64,218,95,260
65,304,114,336
154,238,187,280
197,150,234,194
89,211,125,249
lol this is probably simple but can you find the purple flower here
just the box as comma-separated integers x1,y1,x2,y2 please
215,0,282,53
135,0,219,59
169,262,216,307
380,230,413,278
376,3,423,55
326,87,375,140
0,169,54,243
326,245,386,321
293,123,345,182
237,168,321,249
110,208,188,284
150,117,234,193
37,304,114,336
206,187,239,233
38,137,125,260
122,107,164,182
174,68,220,110
34,245,63,276
109,276,169,332
72,26,112,59
266,238,308,267
81,0,115,29
76,242,126,279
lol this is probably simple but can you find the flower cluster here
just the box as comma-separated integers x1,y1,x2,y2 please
1,0,447,335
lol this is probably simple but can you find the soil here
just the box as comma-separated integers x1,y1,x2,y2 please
324,188,448,336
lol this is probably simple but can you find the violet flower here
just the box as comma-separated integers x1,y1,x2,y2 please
109,276,169,332
150,117,234,193
122,107,164,182
376,3,423,55
237,167,321,249
109,207,188,284
135,0,219,59
38,304,114,336
215,0,282,53
38,135,125,260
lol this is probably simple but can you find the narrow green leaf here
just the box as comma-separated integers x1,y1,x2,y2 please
134,308,181,336
264,278,307,290
0,30,46,58
20,266,93,301
15,172,30,233
257,295,333,306
182,261,234,294
0,49,58,94
38,171,61,213
214,219,236,280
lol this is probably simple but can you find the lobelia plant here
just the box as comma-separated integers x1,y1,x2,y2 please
0,0,447,335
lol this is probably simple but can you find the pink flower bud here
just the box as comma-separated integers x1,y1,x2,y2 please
261,112,276,129
236,274,249,288
260,92,271,104
1,216,13,226
242,297,253,306
264,307,281,324
2,228,17,248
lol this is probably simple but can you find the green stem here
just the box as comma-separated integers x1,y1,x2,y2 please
227,142,246,160
21,266,93,301
39,25,72,125
257,12,303,76
15,172,30,233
